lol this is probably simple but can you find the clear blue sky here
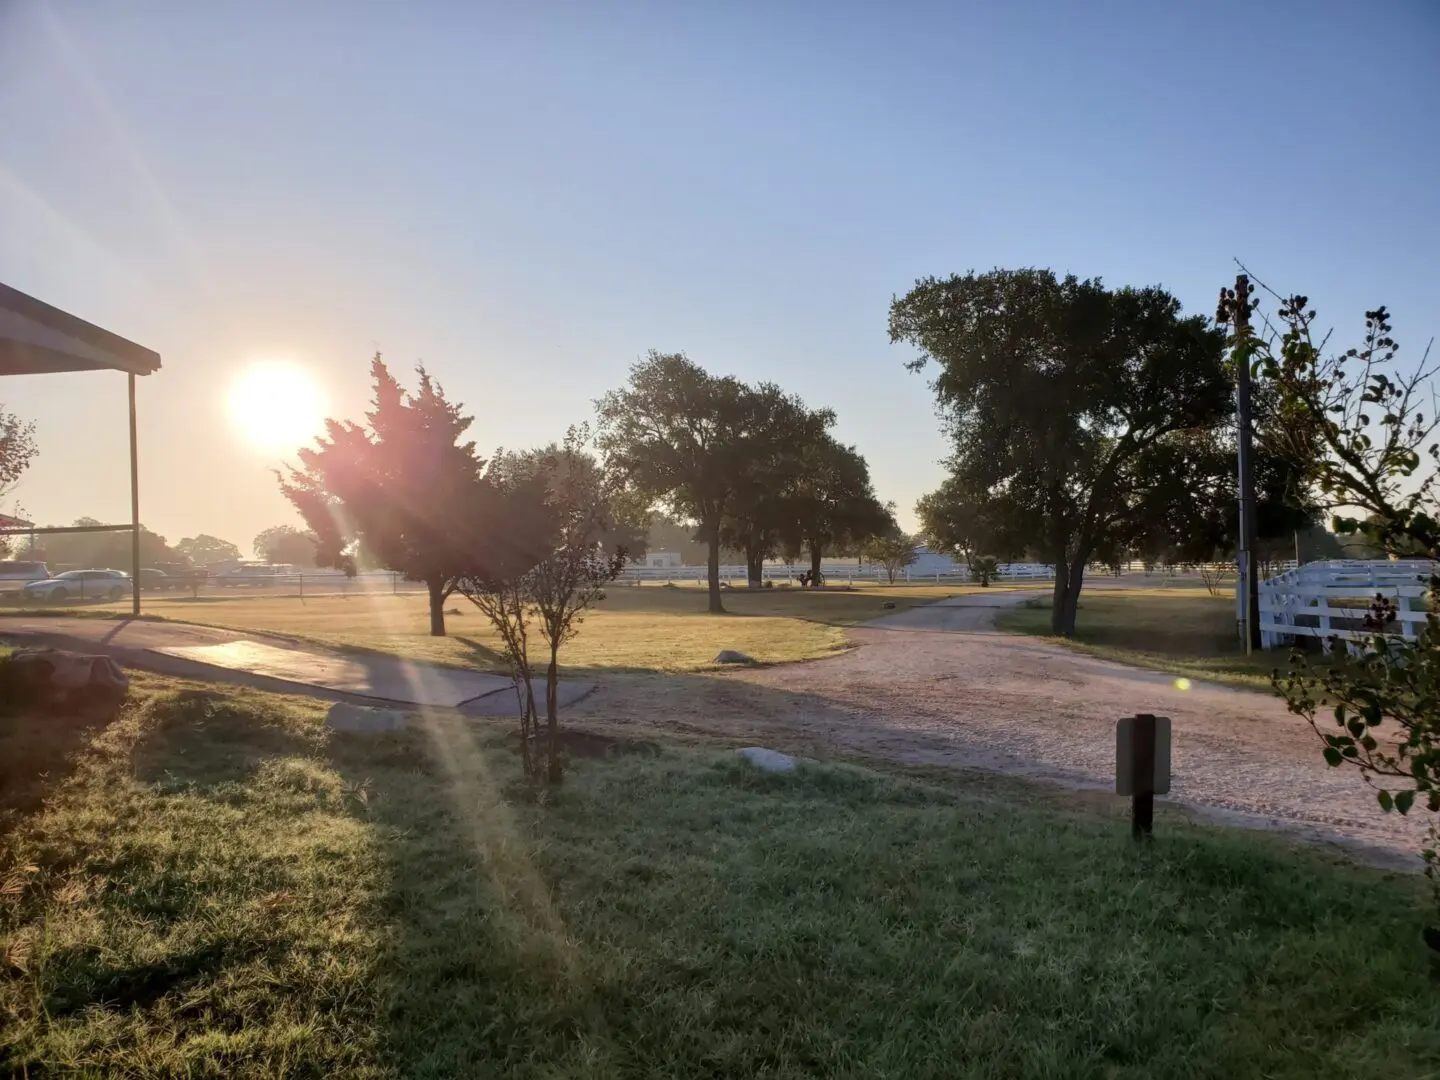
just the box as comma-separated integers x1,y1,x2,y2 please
1,0,1436,550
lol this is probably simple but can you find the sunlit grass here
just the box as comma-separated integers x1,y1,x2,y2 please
2,673,1436,1076
47,582,1030,673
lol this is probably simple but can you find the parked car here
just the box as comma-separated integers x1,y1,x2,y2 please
0,560,50,590
22,569,131,603
138,567,169,590
149,561,206,590
216,563,298,586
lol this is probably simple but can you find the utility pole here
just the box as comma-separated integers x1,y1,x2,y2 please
1220,274,1261,653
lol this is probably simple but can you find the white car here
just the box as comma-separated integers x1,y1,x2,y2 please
0,560,50,591
22,569,132,603
215,563,299,586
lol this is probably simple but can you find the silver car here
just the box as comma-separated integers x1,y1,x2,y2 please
22,569,132,603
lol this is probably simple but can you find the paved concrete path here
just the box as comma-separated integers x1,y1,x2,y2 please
0,615,592,713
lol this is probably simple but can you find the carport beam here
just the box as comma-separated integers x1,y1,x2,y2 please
129,372,140,616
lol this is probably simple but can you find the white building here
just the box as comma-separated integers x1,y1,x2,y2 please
643,550,683,569
910,545,962,575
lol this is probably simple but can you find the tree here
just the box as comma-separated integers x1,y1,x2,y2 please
862,526,918,583
27,519,177,570
458,429,642,782
1248,288,1440,923
174,534,241,568
455,468,558,779
596,352,760,613
1,406,37,502
892,269,1231,635
281,355,488,636
253,525,319,566
720,386,835,587
971,554,1000,586
645,513,743,567
916,477,1015,575
781,434,889,586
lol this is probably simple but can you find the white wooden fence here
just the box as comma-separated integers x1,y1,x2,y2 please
1258,559,1435,650
615,562,1057,586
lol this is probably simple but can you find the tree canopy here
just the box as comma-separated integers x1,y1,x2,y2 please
175,534,241,567
253,525,319,566
891,268,1232,634
281,355,490,636
780,434,890,585
720,384,835,587
862,526,918,584
0,404,36,503
596,352,755,611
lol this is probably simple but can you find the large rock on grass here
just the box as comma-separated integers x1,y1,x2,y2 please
735,746,804,773
325,702,408,734
714,650,755,665
3,648,129,708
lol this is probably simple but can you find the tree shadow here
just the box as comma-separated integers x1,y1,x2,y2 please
128,686,321,792
0,695,125,823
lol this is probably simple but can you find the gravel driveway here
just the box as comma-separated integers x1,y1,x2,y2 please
575,591,1427,867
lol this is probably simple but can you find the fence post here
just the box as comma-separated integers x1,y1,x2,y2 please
299,573,304,603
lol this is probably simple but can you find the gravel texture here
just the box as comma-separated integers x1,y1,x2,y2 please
573,591,1428,868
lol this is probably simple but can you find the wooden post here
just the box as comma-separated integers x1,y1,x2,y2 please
1117,714,1170,839
1131,713,1157,839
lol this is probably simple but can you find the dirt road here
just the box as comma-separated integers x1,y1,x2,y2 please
573,592,1428,866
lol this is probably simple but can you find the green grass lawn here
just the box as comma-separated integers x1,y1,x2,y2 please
4,582,1012,674
3,674,1437,1077
995,588,1290,691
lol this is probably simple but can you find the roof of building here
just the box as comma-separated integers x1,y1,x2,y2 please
0,282,162,377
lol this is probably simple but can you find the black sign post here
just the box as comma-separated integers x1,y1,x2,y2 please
1115,713,1171,840
1131,713,1156,838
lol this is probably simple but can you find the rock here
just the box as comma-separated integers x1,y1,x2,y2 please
713,650,754,665
735,746,802,773
5,648,129,707
325,702,408,734
881,601,896,609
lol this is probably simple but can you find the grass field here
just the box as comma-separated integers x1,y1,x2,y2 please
2,672,1437,1077
9,582,1015,674
995,588,1287,690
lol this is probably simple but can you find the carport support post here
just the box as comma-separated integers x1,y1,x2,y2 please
128,372,140,616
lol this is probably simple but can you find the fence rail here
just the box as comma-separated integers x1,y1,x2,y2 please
615,562,1058,585
1258,559,1435,650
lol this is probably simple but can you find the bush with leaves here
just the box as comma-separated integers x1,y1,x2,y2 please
458,429,641,783
860,521,915,584
970,555,1000,587
1237,277,1440,921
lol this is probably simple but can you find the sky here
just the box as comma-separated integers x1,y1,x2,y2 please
0,0,1436,551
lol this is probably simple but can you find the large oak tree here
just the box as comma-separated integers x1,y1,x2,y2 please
597,352,802,612
720,384,835,587
781,434,890,585
891,269,1231,635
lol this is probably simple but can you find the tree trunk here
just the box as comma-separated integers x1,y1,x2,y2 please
1051,554,1086,636
427,577,447,636
808,542,823,588
745,544,764,589
706,522,725,613
545,646,561,783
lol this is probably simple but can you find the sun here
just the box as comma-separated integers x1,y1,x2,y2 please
228,361,327,450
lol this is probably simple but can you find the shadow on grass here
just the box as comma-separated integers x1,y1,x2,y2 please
0,696,125,823
329,699,1440,1077
10,666,1438,1077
